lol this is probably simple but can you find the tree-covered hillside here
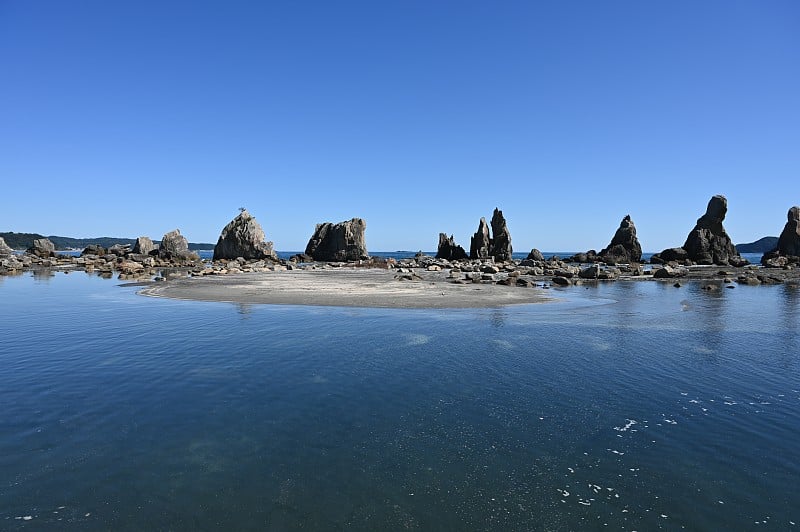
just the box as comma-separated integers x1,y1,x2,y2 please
0,232,213,251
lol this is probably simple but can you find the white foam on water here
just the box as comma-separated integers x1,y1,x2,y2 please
614,419,637,432
404,334,431,346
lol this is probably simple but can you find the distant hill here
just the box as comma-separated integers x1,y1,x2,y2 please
736,236,778,254
0,232,214,251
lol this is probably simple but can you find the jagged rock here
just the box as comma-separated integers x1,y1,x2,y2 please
159,229,198,261
304,218,368,262
490,208,513,261
526,249,545,262
436,233,467,261
762,206,800,266
599,215,642,264
213,209,277,261
0,237,12,256
682,195,746,266
108,244,130,256
81,244,106,256
470,218,491,260
132,236,156,255
28,238,56,258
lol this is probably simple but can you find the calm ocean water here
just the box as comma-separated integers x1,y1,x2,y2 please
1,265,797,530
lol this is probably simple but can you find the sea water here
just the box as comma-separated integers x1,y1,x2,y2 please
0,270,797,530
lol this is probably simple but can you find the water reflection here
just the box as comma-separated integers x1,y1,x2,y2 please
32,269,56,283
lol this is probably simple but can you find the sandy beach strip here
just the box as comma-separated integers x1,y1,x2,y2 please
138,268,554,308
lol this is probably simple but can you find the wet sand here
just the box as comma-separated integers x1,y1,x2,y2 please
139,268,554,308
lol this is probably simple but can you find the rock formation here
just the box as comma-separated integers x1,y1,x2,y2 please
213,209,277,261
598,215,642,264
490,208,513,261
304,218,368,261
653,195,747,266
762,206,800,266
526,248,545,262
81,244,106,256
0,237,14,256
158,229,198,261
132,236,156,255
469,208,513,261
436,233,467,261
469,218,491,260
27,238,55,258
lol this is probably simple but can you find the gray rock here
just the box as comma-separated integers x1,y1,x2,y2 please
469,217,491,259
108,244,130,256
599,215,642,264
28,238,55,258
490,208,513,261
305,218,368,262
81,244,106,256
213,209,277,261
658,247,689,263
0,237,12,256
526,248,545,262
653,266,688,278
682,195,746,266
436,233,467,261
579,264,600,279
762,206,800,266
159,229,199,261
132,236,156,255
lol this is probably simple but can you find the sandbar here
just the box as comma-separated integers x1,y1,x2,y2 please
138,268,554,308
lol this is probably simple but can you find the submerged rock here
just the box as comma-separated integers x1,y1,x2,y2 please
304,218,368,261
436,233,467,261
599,215,642,264
213,209,277,261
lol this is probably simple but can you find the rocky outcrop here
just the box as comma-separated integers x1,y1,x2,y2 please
469,218,491,260
213,209,277,261
159,229,199,261
81,244,106,256
0,237,14,256
304,218,368,261
469,208,512,261
490,208,513,261
653,195,747,266
436,233,467,261
27,238,56,258
761,206,800,267
598,215,642,264
526,249,545,262
132,236,156,255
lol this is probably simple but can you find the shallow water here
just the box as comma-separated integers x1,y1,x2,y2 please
0,272,798,530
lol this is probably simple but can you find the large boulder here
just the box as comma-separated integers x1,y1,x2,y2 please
656,195,747,266
761,206,800,266
0,237,14,256
304,218,368,261
469,217,491,260
599,215,642,264
490,208,513,261
27,238,55,258
132,236,156,255
436,233,467,261
159,229,199,261
213,209,277,261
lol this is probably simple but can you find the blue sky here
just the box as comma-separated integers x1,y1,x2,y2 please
1,1,798,252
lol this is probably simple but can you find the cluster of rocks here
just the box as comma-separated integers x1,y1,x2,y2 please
437,208,512,262
761,207,800,267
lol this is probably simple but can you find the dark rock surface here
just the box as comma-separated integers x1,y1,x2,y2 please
159,229,199,261
81,244,106,256
469,218,491,260
654,195,747,266
28,238,56,258
761,207,800,266
526,249,545,262
132,236,156,255
304,218,368,261
436,233,467,261
490,208,513,261
213,209,277,261
599,215,642,264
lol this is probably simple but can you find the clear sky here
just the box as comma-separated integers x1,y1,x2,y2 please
1,1,798,252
